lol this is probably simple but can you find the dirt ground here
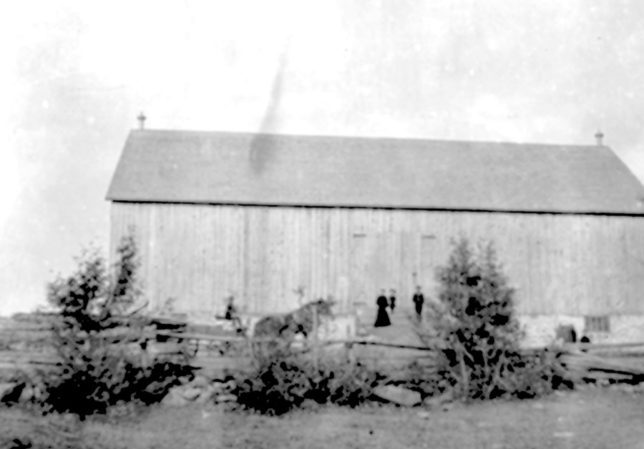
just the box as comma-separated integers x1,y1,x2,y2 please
2,388,644,449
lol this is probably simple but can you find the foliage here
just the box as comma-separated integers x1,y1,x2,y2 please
39,234,192,417
503,348,571,399
107,233,141,315
39,340,191,416
426,237,567,400
47,247,108,333
235,348,383,415
47,234,141,332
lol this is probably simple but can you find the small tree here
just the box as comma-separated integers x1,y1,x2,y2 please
40,233,190,416
47,233,142,332
429,237,525,399
107,233,141,315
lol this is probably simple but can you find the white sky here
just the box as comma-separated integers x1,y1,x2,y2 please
2,0,644,315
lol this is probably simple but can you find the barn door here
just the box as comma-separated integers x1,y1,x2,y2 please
349,233,370,309
349,232,397,325
349,232,375,331
419,234,438,301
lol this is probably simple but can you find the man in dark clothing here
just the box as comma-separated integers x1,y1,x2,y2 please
374,289,391,327
412,285,424,321
223,295,244,332
389,288,397,314
224,296,237,320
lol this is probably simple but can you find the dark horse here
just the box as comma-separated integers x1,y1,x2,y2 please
253,298,335,340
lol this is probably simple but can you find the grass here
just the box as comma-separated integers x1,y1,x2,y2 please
2,387,644,449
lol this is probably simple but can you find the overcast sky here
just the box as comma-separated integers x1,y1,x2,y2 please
2,0,644,315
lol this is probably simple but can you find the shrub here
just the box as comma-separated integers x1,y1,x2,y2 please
38,234,192,417
426,237,566,400
502,347,571,398
234,348,382,415
47,234,141,332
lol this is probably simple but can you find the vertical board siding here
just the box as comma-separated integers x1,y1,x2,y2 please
110,202,644,316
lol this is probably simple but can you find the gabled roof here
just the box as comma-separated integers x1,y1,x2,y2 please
106,129,644,215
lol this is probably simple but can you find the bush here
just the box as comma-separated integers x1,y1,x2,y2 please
234,348,382,415
47,234,141,332
426,237,566,400
502,347,571,398
40,345,191,416
38,234,192,417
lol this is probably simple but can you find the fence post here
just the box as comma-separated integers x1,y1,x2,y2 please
345,342,355,367
312,305,319,370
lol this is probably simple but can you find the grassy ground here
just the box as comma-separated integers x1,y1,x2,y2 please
3,309,644,448
2,387,644,449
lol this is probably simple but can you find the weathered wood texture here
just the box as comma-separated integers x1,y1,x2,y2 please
110,202,644,316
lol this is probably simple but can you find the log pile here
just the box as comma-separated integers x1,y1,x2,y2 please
559,343,644,384
0,314,59,378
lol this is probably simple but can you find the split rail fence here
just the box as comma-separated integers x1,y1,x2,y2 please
2,313,644,384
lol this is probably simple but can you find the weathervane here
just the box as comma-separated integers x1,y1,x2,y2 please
137,112,147,130
595,130,604,146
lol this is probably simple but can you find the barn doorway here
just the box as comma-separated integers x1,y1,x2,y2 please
419,234,438,301
348,231,440,330
349,233,371,311
349,232,397,328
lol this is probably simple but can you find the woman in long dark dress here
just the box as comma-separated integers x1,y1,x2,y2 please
374,289,391,327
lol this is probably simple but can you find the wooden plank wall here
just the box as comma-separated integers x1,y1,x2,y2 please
110,202,644,316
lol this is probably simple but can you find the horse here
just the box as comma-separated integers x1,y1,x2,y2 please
253,298,335,341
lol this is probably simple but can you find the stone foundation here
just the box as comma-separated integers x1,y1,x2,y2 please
519,314,644,347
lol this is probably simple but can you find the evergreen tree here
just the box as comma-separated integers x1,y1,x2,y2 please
431,238,523,399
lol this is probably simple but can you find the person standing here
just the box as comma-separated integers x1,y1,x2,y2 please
412,285,425,321
223,295,243,333
389,288,397,314
374,289,391,327
224,295,237,320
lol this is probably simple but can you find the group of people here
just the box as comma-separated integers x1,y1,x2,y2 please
374,285,425,327
220,288,426,331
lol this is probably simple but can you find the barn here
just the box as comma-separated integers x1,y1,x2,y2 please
107,128,644,344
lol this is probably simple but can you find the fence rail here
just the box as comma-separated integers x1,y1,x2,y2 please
3,313,644,383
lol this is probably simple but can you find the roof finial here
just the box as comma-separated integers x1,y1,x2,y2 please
137,112,147,130
595,129,604,146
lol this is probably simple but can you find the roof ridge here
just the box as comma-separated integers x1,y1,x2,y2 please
129,128,600,150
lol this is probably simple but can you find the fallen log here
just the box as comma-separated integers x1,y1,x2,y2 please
147,342,193,356
584,370,637,382
564,341,644,351
560,352,644,376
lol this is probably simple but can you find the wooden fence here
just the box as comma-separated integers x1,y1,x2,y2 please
2,313,644,384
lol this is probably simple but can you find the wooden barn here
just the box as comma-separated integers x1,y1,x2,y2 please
107,128,644,344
